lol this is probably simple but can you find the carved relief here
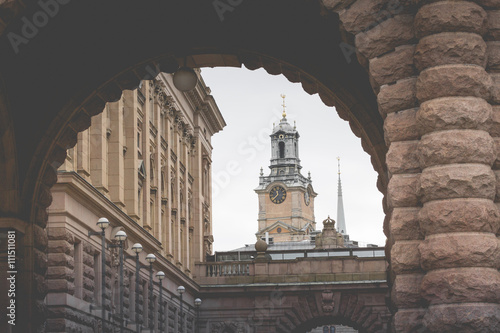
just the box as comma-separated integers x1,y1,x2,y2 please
210,321,247,333
321,290,335,313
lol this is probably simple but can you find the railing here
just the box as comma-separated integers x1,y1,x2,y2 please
214,247,385,262
205,262,251,277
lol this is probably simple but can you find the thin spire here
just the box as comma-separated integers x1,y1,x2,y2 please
280,94,286,118
336,157,347,235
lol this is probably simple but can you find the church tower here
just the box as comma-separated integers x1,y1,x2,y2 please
254,95,317,243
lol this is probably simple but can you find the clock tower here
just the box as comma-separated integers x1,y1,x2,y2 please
255,95,317,243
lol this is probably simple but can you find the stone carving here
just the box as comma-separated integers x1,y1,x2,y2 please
321,290,335,313
210,321,247,333
315,216,344,249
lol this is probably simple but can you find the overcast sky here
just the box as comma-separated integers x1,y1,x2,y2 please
201,67,385,252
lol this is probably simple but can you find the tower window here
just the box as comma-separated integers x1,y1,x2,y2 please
279,142,285,158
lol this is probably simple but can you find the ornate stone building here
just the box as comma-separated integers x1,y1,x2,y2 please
45,71,225,331
2,1,500,332
255,99,318,243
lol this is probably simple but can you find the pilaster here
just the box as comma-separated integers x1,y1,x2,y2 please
413,1,500,331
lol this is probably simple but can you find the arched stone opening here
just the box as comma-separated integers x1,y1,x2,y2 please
1,0,499,332
292,316,360,333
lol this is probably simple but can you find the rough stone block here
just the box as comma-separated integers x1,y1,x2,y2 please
34,272,48,298
423,303,500,333
487,10,500,41
34,248,48,273
418,129,495,168
391,240,422,274
415,1,487,38
486,41,500,71
47,266,72,280
493,139,500,169
391,273,425,308
417,97,492,135
48,253,74,269
369,45,416,87
387,141,420,175
421,267,500,304
419,164,495,203
355,14,414,59
393,308,426,333
387,174,420,208
490,72,500,104
47,227,74,243
38,185,53,208
48,240,72,255
419,232,500,270
34,224,48,251
419,198,500,235
338,0,387,34
384,108,419,144
415,32,487,71
416,64,492,103
389,207,423,241
48,279,74,293
378,78,417,115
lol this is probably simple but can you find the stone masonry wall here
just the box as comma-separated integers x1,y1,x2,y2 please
324,0,500,331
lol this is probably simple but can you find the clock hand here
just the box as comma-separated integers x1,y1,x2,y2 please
272,193,279,200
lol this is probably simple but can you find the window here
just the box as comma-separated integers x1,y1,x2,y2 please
149,98,155,123
138,186,143,219
150,200,155,235
160,113,165,137
279,142,285,158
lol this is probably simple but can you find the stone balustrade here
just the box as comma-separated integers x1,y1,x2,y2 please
195,256,387,286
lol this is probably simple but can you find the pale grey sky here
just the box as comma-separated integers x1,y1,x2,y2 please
201,67,385,252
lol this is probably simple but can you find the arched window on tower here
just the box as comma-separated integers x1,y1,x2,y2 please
279,141,285,158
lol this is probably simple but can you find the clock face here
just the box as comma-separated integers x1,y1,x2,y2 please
304,190,310,206
269,185,286,204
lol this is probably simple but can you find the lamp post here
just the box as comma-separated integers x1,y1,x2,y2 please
113,230,127,333
146,253,156,331
194,298,202,333
105,230,128,333
156,271,165,333
88,217,110,331
177,286,185,332
132,243,143,333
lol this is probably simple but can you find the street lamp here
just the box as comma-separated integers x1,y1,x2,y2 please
88,217,110,329
194,298,202,333
132,243,143,332
177,286,185,332
112,230,127,333
173,66,197,91
146,253,156,331
156,271,165,333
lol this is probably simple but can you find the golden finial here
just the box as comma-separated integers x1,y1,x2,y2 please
280,94,286,118
337,156,341,175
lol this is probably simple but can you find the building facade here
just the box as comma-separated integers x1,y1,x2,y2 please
255,100,318,244
45,71,225,332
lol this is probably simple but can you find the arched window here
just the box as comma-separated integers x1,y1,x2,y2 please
279,141,285,158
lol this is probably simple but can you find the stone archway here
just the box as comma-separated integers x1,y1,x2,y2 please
0,0,499,332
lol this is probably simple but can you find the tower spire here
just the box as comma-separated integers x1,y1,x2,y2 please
336,157,347,235
280,94,286,119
